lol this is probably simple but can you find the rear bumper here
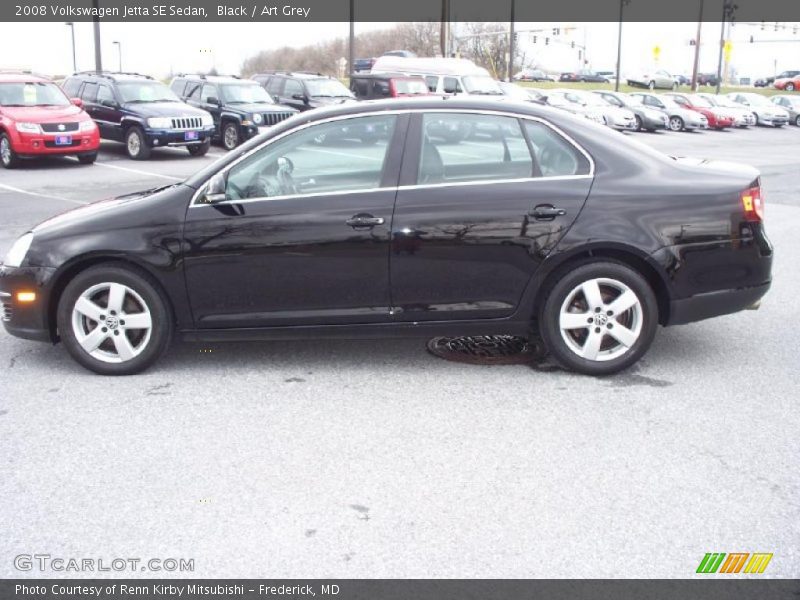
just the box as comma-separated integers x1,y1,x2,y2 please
667,281,771,326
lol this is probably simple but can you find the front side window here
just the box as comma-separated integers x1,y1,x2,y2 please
185,82,202,101
417,113,532,185
283,79,304,97
200,84,219,104
221,83,274,104
524,121,591,177
442,77,462,94
81,82,98,102
220,115,398,201
96,85,115,105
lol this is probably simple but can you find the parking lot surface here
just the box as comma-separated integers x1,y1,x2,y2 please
1,126,799,578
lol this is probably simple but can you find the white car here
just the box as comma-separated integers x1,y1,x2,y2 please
726,92,789,127
543,91,606,125
627,69,678,90
695,93,757,127
629,93,708,131
553,89,637,130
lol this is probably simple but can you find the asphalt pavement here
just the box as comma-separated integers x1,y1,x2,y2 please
1,125,798,578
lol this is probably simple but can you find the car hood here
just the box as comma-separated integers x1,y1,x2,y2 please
753,105,788,117
32,185,178,236
121,101,209,118
0,104,87,123
231,102,297,114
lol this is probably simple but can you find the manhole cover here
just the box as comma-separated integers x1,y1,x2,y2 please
427,335,542,365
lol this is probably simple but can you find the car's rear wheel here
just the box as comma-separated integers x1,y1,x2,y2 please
648,80,656,90
634,115,643,131
669,116,684,131
0,133,20,169
125,126,151,160
77,152,97,165
672,82,678,90
57,264,172,375
222,122,240,150
188,139,211,156
538,261,658,375
795,115,800,127
786,83,795,91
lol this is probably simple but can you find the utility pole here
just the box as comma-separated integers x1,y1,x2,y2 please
92,0,102,73
615,0,629,92
440,0,449,57
348,0,354,76
113,41,122,72
507,0,515,82
65,22,77,73
691,0,704,91
715,0,735,94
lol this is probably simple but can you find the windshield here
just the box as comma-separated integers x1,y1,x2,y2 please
742,94,771,106
393,79,428,95
305,78,353,98
0,82,71,107
546,94,570,107
499,83,530,100
783,97,800,108
221,83,274,104
117,81,180,103
689,95,713,108
659,96,682,110
575,93,607,107
462,75,503,95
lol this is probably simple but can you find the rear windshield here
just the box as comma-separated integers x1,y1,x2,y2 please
0,82,71,107
305,79,353,98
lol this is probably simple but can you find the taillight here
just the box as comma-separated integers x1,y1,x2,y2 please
741,185,764,221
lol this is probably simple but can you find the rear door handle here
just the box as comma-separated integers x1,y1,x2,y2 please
530,204,567,220
346,213,385,228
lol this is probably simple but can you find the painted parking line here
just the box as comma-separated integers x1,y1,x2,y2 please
94,161,183,181
0,182,87,205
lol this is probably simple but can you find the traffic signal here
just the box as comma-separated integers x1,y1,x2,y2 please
750,35,754,42
571,41,575,48
553,28,559,35
513,32,518,42
545,37,550,45
532,35,537,43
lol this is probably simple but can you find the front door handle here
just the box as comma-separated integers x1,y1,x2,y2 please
530,204,567,220
346,213,385,229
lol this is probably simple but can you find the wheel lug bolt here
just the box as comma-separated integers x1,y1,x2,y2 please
101,327,107,333
607,310,614,316
100,315,105,320
114,330,119,336
607,323,613,329
595,327,601,333
587,317,593,323
595,307,601,313
110,310,116,315
120,320,125,326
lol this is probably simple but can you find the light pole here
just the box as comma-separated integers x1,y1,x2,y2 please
65,22,77,73
92,0,102,73
690,0,704,91
113,41,122,72
615,0,630,92
507,0,515,82
715,0,736,94
348,0,354,76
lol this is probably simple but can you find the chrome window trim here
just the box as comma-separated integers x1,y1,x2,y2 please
189,107,596,209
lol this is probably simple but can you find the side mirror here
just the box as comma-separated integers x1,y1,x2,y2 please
206,96,220,106
71,97,83,108
100,98,118,108
204,173,227,203
292,93,308,103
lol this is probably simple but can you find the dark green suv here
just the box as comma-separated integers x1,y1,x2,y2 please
170,75,297,150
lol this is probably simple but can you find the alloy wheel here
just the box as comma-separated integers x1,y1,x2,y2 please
223,124,239,150
127,132,141,157
0,137,11,166
558,278,643,362
669,116,683,131
71,282,153,363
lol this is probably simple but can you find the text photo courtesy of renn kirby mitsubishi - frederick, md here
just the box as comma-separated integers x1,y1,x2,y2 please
0,0,799,598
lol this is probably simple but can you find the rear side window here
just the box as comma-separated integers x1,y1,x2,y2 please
352,78,369,97
62,78,81,97
170,79,186,96
524,121,591,177
417,113,532,185
96,85,115,104
374,80,390,97
266,77,283,95
185,81,202,100
443,77,462,94
424,76,438,92
81,82,98,102
284,79,304,97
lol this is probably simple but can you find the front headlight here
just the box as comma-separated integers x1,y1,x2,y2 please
3,233,34,268
79,120,97,132
201,114,213,127
252,113,263,125
147,117,172,129
15,122,41,134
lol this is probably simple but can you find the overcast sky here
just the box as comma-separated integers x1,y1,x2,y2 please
1,21,797,79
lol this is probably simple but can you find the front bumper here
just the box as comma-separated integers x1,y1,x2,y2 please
0,264,57,342
758,116,788,126
144,126,215,148
13,130,100,158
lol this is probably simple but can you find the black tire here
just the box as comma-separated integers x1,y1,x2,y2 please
795,115,800,127
538,260,659,376
125,126,151,160
221,121,240,150
634,115,643,131
668,115,684,131
188,139,211,156
77,152,97,165
57,264,173,375
786,83,795,91
648,80,656,90
0,132,20,169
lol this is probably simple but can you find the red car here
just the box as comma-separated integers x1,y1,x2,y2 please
0,72,100,169
666,92,735,129
773,73,800,92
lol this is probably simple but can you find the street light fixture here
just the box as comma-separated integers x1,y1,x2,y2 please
113,41,122,72
65,22,77,73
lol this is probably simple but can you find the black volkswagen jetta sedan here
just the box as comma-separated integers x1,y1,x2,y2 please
0,97,772,376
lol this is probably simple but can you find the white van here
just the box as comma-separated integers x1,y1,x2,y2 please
369,56,504,96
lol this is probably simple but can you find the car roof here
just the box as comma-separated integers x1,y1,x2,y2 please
350,73,424,80
0,72,50,83
175,74,253,84
254,71,331,80
69,71,155,82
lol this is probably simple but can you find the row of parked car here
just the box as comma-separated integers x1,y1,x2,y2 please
1,57,798,168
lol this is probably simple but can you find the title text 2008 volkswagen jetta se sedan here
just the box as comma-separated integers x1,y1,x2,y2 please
0,97,772,375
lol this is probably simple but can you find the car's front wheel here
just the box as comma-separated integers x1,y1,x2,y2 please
648,80,656,90
634,115,643,131
77,152,97,165
795,115,800,127
668,116,684,131
221,122,240,150
538,261,658,375
786,82,795,91
0,133,20,169
188,139,211,156
57,264,173,375
125,126,151,160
